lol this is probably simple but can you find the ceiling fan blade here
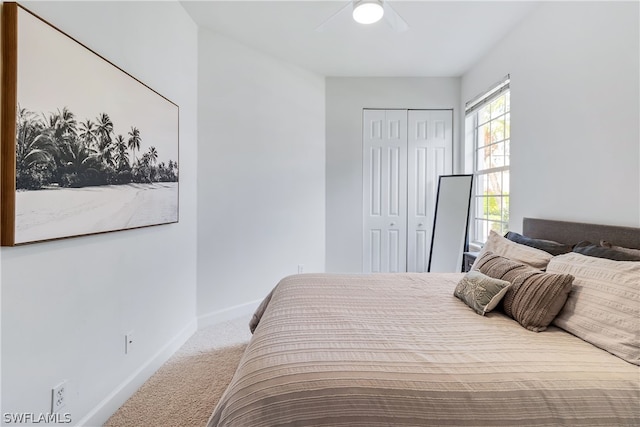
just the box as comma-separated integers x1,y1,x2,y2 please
383,1,409,32
315,2,352,32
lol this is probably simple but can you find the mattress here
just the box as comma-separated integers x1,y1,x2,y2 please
207,273,639,426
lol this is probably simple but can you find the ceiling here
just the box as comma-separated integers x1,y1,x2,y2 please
181,1,540,77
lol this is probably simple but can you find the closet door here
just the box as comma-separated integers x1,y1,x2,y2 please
362,110,408,273
407,110,453,272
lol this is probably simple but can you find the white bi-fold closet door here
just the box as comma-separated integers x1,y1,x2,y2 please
363,109,452,273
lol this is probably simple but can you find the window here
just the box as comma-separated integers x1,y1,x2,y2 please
465,76,510,245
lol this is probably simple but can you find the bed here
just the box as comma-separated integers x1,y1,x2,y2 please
207,218,640,426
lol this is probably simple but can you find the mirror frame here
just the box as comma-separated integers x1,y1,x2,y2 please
427,174,473,272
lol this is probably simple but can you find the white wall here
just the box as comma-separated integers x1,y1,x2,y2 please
325,77,461,272
1,1,198,425
197,30,325,323
3,0,636,423
462,1,640,231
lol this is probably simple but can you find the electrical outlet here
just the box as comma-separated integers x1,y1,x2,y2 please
125,331,134,354
297,264,304,274
51,381,66,413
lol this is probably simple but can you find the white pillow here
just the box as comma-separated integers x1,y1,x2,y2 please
548,252,640,366
471,230,552,270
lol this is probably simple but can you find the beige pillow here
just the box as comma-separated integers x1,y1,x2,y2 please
471,230,553,270
454,271,512,316
474,251,574,332
548,253,640,366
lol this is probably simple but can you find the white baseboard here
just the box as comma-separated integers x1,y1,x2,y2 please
77,302,260,426
75,319,198,427
197,299,262,329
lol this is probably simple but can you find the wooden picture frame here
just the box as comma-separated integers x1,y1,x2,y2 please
1,2,179,246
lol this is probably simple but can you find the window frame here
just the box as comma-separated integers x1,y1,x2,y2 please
465,76,511,246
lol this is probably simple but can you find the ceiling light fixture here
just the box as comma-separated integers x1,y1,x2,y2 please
352,0,384,25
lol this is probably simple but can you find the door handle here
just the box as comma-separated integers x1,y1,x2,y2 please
390,222,396,226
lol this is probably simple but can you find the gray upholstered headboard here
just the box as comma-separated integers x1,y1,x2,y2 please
523,218,640,249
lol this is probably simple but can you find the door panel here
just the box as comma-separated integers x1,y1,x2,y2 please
369,146,381,216
388,146,401,216
369,229,381,272
407,110,452,272
363,110,407,273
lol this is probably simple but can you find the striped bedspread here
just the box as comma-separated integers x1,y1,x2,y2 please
207,273,640,426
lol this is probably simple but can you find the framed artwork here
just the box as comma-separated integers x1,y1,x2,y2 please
1,2,179,246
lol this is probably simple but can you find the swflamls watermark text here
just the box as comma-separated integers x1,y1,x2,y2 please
3,412,72,424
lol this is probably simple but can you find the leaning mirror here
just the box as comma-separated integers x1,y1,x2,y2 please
428,175,473,272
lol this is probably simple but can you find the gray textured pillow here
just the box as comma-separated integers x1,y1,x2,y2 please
504,231,573,256
599,240,640,258
473,251,574,332
573,241,640,261
454,271,512,316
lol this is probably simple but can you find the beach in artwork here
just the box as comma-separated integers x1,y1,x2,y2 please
15,183,178,243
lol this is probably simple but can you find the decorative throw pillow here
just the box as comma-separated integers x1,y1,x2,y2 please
504,231,573,256
454,271,512,316
473,251,574,332
572,241,640,261
501,269,574,332
548,252,640,366
471,230,553,271
472,250,532,282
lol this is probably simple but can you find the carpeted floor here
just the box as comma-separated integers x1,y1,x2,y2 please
104,317,251,427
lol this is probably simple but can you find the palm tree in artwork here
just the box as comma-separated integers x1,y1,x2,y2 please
56,135,100,187
147,146,158,166
65,138,98,172
16,107,56,179
95,113,114,166
147,146,158,181
113,134,129,171
100,143,116,169
43,107,78,184
96,113,113,150
78,119,98,150
48,106,77,140
127,126,141,165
